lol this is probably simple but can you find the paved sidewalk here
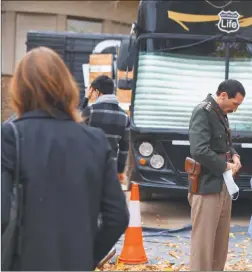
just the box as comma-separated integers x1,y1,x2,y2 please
108,225,252,271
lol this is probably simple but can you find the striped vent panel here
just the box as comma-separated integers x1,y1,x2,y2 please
133,53,252,131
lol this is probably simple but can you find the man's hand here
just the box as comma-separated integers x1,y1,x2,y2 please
117,173,125,184
226,162,239,176
232,155,242,173
85,86,95,100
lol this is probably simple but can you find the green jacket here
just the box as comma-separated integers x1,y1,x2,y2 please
188,94,238,194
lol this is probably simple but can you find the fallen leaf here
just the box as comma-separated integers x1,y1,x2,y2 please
165,242,179,248
168,251,180,259
229,232,235,238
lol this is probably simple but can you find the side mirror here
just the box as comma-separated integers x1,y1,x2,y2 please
118,78,133,90
117,37,136,72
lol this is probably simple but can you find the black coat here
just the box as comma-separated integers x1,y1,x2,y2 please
1,109,129,271
81,96,130,173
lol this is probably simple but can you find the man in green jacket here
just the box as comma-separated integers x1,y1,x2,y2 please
188,79,246,271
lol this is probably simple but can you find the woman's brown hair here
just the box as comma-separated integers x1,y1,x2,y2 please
10,46,82,122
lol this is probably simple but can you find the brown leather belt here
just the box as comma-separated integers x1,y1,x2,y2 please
218,152,232,162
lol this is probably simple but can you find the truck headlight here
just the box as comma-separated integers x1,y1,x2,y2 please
150,154,164,169
139,142,153,157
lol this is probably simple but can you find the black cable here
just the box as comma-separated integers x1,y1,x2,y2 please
156,34,224,52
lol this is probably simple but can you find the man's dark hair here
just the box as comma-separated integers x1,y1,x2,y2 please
216,79,246,98
91,75,114,95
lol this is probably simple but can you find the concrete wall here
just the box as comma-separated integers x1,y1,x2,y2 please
2,1,137,24
1,75,14,122
2,0,138,74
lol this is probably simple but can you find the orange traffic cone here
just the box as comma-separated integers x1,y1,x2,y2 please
118,183,148,264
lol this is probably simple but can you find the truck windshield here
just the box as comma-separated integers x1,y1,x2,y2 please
228,43,252,131
133,38,252,132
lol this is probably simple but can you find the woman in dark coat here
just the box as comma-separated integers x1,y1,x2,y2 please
1,47,129,271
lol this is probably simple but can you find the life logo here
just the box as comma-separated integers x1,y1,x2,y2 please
218,10,241,33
